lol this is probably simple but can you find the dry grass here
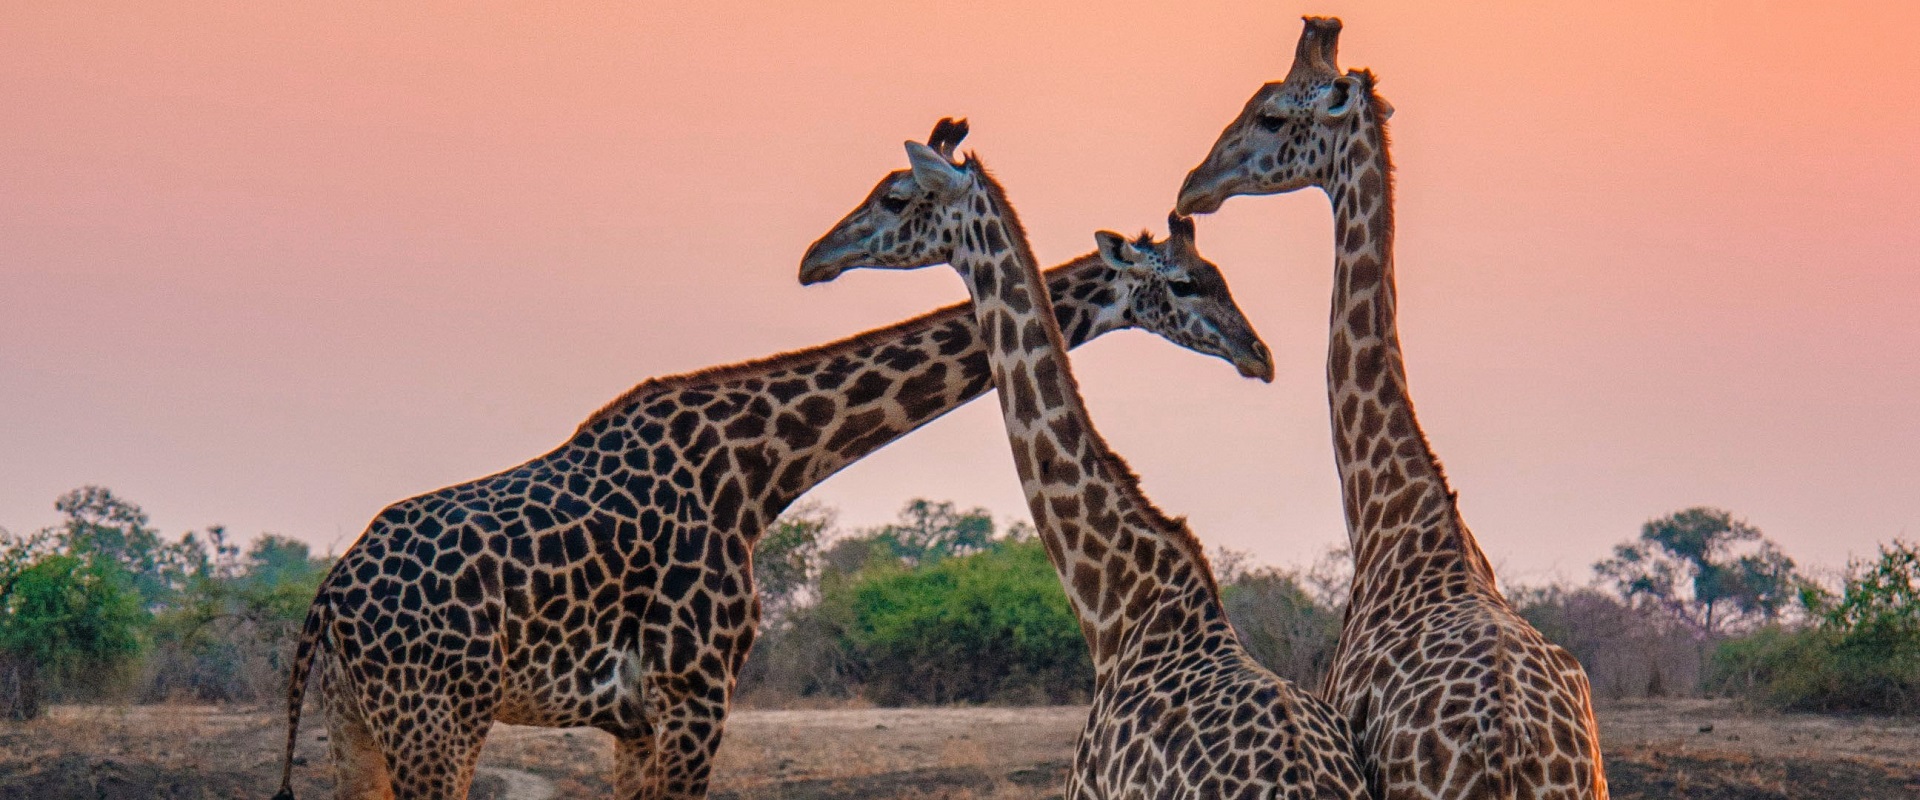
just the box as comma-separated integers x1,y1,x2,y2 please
0,699,1916,799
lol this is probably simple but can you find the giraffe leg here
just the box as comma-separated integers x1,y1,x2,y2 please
615,673,729,800
319,665,393,800
613,734,658,800
327,653,495,800
370,698,490,800
325,708,394,800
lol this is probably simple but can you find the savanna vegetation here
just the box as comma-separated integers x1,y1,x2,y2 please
740,502,1919,715
1,487,1913,718
0,487,330,719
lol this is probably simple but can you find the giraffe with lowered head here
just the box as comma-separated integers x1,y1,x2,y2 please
1178,18,1606,799
274,119,1282,800
800,119,1370,800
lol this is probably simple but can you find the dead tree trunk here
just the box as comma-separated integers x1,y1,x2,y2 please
0,651,41,721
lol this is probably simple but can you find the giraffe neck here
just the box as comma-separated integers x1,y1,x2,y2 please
574,256,1138,544
1324,100,1497,587
950,165,1228,680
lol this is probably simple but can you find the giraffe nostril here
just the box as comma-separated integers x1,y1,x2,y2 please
1239,340,1276,382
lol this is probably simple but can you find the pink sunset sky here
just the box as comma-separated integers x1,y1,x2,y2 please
2,2,1915,584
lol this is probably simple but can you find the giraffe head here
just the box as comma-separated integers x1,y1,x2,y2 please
801,118,1274,381
798,117,975,284
1092,213,1272,380
1175,17,1392,215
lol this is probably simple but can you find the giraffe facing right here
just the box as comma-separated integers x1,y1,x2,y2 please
274,119,1283,800
1178,17,1607,800
801,119,1370,800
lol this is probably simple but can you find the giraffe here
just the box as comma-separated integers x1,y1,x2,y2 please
1176,18,1608,799
272,120,1280,800
799,119,1370,800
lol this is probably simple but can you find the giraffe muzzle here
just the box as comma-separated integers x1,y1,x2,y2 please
1235,340,1276,382
798,237,864,285
1175,166,1234,217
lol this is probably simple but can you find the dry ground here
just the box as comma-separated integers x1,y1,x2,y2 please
0,699,1914,798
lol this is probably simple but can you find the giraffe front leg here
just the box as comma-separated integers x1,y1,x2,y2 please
615,672,730,800
613,734,657,799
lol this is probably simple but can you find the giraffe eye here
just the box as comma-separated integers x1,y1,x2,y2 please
1255,114,1285,133
1168,279,1201,298
880,196,909,213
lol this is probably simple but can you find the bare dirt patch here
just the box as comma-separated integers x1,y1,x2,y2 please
1595,698,1920,799
0,700,1913,798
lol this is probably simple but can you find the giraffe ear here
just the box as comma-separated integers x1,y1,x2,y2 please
1326,75,1362,118
1090,229,1175,278
905,141,966,196
1099,230,1195,283
1094,231,1142,271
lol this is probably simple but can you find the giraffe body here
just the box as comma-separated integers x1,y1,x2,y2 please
1178,18,1606,799
274,130,1298,800
801,119,1369,800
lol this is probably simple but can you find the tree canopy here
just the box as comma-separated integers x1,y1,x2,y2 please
1595,506,1799,636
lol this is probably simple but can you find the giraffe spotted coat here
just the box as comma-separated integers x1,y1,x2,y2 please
1179,17,1607,800
273,130,1292,800
801,119,1370,800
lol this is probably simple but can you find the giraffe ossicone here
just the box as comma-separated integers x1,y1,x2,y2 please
1179,17,1609,800
801,118,1366,800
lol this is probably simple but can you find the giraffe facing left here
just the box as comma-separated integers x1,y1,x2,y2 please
273,121,1285,800
799,118,1370,800
1178,18,1606,799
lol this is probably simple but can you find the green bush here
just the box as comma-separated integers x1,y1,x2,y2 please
1708,626,1839,709
142,534,333,702
0,490,340,712
833,539,1090,705
0,552,147,717
1711,541,1920,714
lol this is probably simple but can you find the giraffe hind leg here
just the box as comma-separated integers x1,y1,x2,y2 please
320,670,394,800
377,700,490,800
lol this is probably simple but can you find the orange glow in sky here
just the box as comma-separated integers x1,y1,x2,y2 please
3,2,1916,581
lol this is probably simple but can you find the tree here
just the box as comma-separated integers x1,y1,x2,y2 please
145,532,333,701
756,502,834,620
1209,546,1254,586
862,499,995,565
0,538,146,719
239,535,327,607
1817,539,1920,638
1220,566,1341,687
1811,539,1920,712
1595,507,1799,636
48,486,202,607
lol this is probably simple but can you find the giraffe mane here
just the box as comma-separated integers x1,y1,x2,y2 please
966,157,1224,603
576,254,1107,434
1352,70,1458,502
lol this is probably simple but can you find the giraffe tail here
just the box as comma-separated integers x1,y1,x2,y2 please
274,575,337,800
